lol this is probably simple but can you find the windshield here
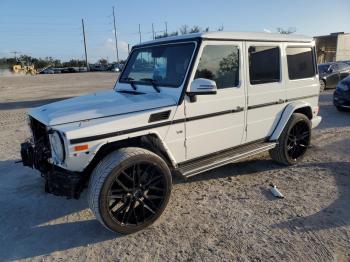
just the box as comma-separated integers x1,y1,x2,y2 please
120,42,195,88
318,64,330,74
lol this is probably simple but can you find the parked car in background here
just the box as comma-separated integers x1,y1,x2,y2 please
90,64,109,72
318,62,350,91
334,75,350,111
78,67,88,72
61,67,78,73
40,68,55,74
53,68,61,74
341,60,350,66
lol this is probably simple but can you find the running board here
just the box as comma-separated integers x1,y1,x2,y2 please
177,141,277,178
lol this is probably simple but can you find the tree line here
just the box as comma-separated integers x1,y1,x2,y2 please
155,24,224,39
0,55,87,69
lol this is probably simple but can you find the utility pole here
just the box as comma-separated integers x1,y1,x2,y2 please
81,19,89,71
11,51,19,60
165,22,168,36
112,6,119,64
138,24,142,44
152,23,155,40
128,44,130,54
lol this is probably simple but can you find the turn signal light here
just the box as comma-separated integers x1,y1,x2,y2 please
74,144,89,151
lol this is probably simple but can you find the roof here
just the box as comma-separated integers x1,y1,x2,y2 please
136,31,313,47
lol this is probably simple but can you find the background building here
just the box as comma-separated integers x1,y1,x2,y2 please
314,32,350,63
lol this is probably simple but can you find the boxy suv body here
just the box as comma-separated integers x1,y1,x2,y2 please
21,32,322,233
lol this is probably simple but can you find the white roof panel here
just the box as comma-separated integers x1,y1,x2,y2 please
136,31,313,47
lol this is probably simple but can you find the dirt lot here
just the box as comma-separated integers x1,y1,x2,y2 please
0,72,349,262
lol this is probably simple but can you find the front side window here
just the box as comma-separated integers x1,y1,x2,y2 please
194,45,240,89
318,64,330,74
120,42,195,87
286,47,316,80
249,46,280,85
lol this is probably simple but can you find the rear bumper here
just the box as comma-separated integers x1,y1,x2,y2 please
311,116,322,129
21,141,84,199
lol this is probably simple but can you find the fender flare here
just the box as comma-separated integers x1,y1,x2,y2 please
270,101,313,141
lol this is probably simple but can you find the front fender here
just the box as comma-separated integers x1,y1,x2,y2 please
270,101,312,141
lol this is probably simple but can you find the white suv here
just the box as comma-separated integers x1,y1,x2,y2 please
20,32,322,233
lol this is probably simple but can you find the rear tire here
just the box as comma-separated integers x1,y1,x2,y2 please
88,147,172,234
270,113,311,165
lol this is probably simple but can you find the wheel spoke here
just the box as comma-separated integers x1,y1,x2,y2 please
149,186,165,192
143,203,156,214
145,194,163,200
115,178,131,192
122,201,133,224
139,165,153,183
121,171,133,183
109,199,120,209
145,175,162,187
108,194,124,199
113,202,128,216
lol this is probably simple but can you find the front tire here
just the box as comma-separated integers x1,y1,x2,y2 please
88,147,172,234
270,113,311,165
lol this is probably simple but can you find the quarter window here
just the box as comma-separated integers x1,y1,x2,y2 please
249,46,280,85
194,45,239,89
286,47,316,80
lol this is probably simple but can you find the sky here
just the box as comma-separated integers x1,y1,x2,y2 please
0,0,349,63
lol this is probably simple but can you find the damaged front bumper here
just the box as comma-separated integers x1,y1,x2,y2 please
20,141,85,199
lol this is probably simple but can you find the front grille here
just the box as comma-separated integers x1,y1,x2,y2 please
29,116,50,150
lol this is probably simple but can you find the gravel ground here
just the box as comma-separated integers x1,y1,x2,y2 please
0,73,349,262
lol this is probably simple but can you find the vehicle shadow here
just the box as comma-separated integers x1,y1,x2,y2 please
0,97,72,110
272,161,350,232
0,160,117,261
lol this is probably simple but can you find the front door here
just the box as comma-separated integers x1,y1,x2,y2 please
245,42,286,142
327,64,340,88
184,41,246,160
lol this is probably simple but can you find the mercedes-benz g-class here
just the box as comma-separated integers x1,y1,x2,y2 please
21,32,322,233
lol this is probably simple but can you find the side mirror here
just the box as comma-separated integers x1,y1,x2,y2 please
328,67,333,73
187,78,217,97
187,78,217,102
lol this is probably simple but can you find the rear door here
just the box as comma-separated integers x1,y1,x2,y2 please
184,41,246,160
245,42,285,142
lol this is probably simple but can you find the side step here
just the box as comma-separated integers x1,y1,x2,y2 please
177,141,277,178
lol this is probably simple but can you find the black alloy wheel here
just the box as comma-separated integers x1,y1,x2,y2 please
107,162,168,227
286,121,310,161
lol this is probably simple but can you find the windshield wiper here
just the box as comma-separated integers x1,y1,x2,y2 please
140,78,161,93
120,77,137,90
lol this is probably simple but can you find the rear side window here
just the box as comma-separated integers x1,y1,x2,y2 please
286,47,316,80
248,46,280,85
194,45,240,89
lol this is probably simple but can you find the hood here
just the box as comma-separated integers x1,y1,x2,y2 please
29,90,176,126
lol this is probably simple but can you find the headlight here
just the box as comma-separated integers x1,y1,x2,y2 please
337,83,349,92
49,131,65,163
